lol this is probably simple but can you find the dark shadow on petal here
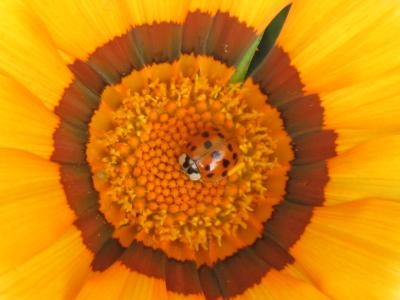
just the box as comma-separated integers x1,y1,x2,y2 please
59,165,98,215
69,60,107,94
54,80,100,127
292,130,338,165
285,162,330,206
263,202,314,249
121,242,166,278
183,11,257,66
166,260,203,295
198,267,224,300
91,239,125,271
87,34,144,84
132,23,182,65
213,248,270,298
252,236,294,269
51,122,88,164
182,11,214,56
74,210,111,252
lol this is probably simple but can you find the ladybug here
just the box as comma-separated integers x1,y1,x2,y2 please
179,128,239,181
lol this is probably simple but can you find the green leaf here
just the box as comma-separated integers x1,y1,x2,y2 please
229,4,291,84
229,34,263,84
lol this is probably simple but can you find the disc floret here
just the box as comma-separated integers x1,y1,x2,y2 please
92,73,276,250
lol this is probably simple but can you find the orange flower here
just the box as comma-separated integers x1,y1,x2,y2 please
1,0,400,299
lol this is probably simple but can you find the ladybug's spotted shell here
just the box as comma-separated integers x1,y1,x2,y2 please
184,128,239,181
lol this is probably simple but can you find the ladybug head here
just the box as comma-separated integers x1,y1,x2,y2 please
178,153,201,181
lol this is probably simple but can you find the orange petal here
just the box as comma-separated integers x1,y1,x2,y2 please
0,73,59,159
233,269,329,300
326,135,400,205
26,0,132,61
291,198,400,299
120,269,169,299
277,0,400,93
27,0,191,66
0,0,72,110
167,292,205,300
321,74,400,153
125,0,189,26
77,262,170,300
258,0,400,152
189,0,291,34
0,227,92,299
77,262,131,299
0,149,74,274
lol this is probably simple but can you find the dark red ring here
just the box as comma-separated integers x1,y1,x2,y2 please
52,12,336,299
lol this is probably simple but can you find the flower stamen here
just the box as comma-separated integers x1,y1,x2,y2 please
89,71,277,251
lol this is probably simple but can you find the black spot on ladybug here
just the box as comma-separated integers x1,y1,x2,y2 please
211,151,221,159
207,173,214,178
228,144,233,151
190,145,197,151
233,153,238,160
222,171,228,177
201,131,209,138
217,132,225,139
183,156,190,168
222,159,230,168
186,142,191,148
188,167,198,175
205,164,211,171
204,140,212,149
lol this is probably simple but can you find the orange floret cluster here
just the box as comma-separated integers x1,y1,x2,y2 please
95,74,276,250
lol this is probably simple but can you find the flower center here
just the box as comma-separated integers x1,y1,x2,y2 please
88,67,277,251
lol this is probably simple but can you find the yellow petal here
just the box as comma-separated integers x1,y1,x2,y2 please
0,227,92,299
0,73,59,159
322,74,400,131
278,0,400,93
291,199,400,300
326,135,400,205
0,149,74,274
76,262,168,300
125,0,189,26
190,0,291,34
321,73,400,154
167,292,205,300
271,0,400,151
26,0,131,61
0,0,72,110
233,269,329,300
76,262,131,299
121,270,168,300
333,128,400,156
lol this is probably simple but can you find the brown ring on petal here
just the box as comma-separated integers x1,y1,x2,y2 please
52,14,336,299
58,164,125,270
183,11,257,66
